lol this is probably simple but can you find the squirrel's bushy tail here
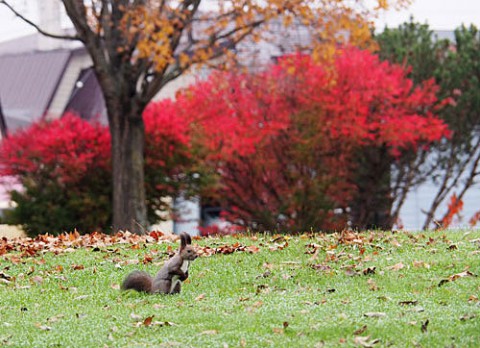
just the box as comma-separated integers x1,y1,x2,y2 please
122,271,153,293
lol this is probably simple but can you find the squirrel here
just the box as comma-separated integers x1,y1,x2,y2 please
121,232,198,294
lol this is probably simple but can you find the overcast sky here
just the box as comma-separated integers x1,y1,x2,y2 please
0,0,480,43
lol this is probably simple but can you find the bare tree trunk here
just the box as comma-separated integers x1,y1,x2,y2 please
108,101,147,234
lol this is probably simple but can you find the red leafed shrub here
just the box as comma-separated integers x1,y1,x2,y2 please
0,114,111,182
0,114,112,235
0,109,200,235
172,47,450,232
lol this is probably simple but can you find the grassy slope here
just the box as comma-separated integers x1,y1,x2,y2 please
0,230,479,347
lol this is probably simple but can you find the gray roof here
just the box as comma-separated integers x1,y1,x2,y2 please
0,49,71,131
64,67,107,123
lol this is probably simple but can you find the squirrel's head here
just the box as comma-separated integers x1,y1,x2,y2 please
180,245,198,261
179,232,198,261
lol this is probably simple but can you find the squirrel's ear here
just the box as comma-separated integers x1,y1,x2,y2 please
180,232,191,248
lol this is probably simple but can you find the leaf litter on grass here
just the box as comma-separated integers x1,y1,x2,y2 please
1,229,479,347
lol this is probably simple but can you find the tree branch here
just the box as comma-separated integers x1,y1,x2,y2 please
0,0,80,41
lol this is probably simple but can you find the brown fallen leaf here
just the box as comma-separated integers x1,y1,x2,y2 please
353,325,368,335
256,271,272,279
398,300,418,306
468,295,479,303
363,267,376,276
0,272,12,281
143,316,154,327
421,319,429,333
438,271,476,287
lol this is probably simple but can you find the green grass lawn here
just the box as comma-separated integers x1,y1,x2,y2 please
0,230,479,347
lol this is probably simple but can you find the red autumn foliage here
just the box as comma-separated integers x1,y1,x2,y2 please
0,114,111,183
440,194,464,229
172,47,450,231
0,109,196,235
0,47,451,234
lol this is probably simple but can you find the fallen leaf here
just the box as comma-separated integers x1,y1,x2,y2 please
47,314,64,323
387,262,404,271
31,276,43,284
345,268,360,277
398,300,418,306
459,314,476,321
438,271,476,287
377,295,391,302
390,239,402,247
252,301,263,308
74,295,90,301
311,264,332,272
72,264,85,270
143,316,154,327
412,260,430,269
468,295,479,303
421,319,429,333
35,323,52,331
201,330,218,335
154,321,176,326
362,267,376,275
364,312,386,318
367,278,378,291
195,294,206,301
256,271,272,279
354,336,380,347
256,284,270,294
0,272,12,281
353,325,368,335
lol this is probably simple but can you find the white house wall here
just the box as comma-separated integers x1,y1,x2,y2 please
399,181,480,230
47,51,93,118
